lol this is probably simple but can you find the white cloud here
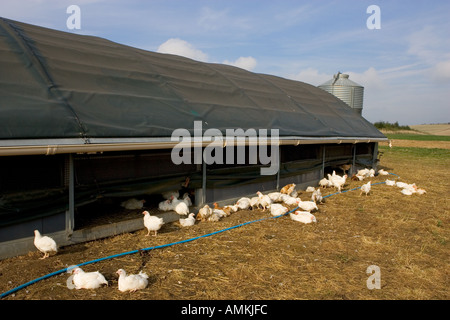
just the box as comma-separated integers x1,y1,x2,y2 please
156,38,257,71
345,67,385,91
407,26,450,83
431,60,450,83
156,38,208,62
407,26,442,64
288,68,331,85
223,56,257,71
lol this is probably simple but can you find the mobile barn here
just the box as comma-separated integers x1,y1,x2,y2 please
0,18,387,259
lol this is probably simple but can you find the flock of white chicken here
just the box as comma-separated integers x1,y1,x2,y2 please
31,166,426,293
137,166,427,236
151,183,323,232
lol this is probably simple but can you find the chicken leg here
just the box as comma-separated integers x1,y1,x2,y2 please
40,252,49,259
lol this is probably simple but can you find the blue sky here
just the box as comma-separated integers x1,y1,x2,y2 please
2,0,449,125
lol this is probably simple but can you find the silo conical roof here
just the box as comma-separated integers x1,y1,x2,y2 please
318,72,364,115
319,72,363,88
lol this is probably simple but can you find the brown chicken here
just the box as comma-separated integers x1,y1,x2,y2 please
213,202,232,216
280,183,296,195
339,164,352,175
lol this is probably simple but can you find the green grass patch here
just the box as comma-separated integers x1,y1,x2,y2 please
379,145,450,160
385,133,450,141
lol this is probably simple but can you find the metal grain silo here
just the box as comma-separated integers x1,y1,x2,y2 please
318,72,364,115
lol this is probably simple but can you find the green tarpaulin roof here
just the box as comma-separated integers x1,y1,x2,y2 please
0,17,386,147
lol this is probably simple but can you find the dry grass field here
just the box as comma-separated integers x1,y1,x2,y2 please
380,139,450,150
380,124,450,149
0,141,449,302
411,124,450,136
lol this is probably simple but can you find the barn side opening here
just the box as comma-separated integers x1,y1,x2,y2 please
321,143,376,177
0,143,378,236
0,154,67,243
0,141,379,259
72,149,200,230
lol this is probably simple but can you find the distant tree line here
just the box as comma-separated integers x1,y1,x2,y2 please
373,121,411,130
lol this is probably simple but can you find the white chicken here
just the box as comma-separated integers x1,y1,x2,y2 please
71,267,108,289
236,197,251,210
213,202,232,216
385,179,396,186
281,194,298,206
179,213,196,227
120,198,146,210
33,230,58,259
311,188,323,204
401,188,413,196
256,191,272,210
416,188,427,195
174,201,189,216
296,199,318,212
357,168,370,178
289,211,317,224
268,192,283,202
206,214,220,222
352,174,365,181
223,204,239,213
268,203,289,216
116,269,149,292
377,169,389,176
360,181,371,196
401,183,418,195
171,196,189,216
213,209,228,219
207,209,227,222
396,181,409,189
182,193,192,206
328,173,347,193
142,211,164,236
250,196,260,210
305,186,315,193
197,204,213,221
158,199,172,211
319,177,332,188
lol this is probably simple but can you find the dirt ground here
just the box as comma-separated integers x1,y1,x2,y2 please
0,142,448,301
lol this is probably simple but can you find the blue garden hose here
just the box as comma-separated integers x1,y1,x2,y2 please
0,172,399,299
